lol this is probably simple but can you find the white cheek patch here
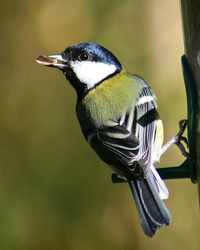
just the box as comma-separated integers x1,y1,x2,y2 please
70,61,117,89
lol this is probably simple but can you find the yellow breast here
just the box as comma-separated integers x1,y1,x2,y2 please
82,71,142,127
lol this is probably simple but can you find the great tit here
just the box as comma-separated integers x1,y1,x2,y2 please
36,42,171,237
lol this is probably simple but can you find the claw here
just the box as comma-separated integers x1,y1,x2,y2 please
178,120,187,135
179,136,189,147
175,119,189,157
176,141,189,157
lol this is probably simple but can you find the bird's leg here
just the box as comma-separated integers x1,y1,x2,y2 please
161,119,189,157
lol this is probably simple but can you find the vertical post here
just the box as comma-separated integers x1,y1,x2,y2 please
180,0,200,198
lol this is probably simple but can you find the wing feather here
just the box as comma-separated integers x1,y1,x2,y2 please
85,76,161,178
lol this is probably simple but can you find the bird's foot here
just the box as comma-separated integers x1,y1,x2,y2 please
174,119,189,157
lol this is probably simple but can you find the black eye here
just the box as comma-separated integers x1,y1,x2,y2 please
78,53,90,61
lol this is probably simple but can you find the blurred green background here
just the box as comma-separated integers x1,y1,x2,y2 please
0,0,199,249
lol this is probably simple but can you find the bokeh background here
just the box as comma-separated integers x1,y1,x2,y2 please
0,0,199,249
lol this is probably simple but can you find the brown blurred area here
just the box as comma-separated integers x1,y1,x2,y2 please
0,0,199,249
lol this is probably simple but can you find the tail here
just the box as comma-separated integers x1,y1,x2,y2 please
127,169,171,237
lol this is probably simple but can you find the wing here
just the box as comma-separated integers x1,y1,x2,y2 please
88,110,144,177
135,84,159,171
88,77,161,179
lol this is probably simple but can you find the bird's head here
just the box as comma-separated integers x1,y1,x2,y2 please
36,43,122,98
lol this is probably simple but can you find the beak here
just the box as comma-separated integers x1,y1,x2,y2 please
35,54,68,69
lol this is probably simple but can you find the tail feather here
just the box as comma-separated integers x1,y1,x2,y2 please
127,170,171,237
151,166,169,200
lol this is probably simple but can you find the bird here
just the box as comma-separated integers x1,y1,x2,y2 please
36,42,172,237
